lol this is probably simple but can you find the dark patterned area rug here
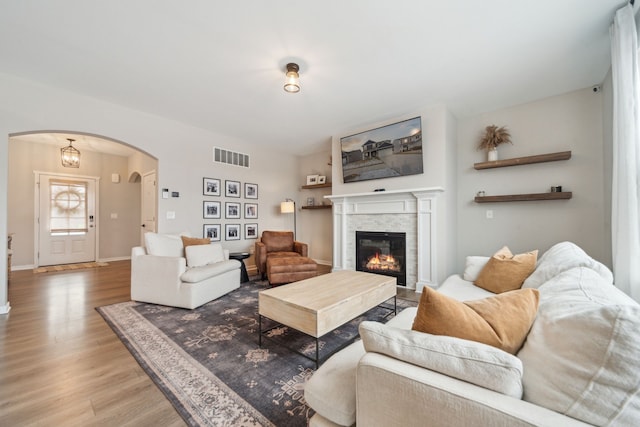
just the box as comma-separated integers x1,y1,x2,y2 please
97,279,416,427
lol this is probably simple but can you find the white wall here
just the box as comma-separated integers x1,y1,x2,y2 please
297,145,333,265
330,106,458,284
0,72,298,312
456,87,608,271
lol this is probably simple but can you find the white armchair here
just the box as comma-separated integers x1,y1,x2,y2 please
131,233,241,309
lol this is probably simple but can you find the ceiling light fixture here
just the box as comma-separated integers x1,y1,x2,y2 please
61,138,80,168
284,62,300,93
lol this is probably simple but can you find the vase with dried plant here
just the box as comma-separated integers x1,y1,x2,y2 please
478,125,512,161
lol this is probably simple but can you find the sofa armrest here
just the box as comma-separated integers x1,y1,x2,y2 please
131,247,187,303
294,241,308,257
356,353,591,427
255,241,267,273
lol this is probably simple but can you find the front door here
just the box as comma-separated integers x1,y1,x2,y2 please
36,173,97,266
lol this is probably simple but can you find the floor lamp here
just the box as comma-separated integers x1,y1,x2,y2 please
280,199,296,240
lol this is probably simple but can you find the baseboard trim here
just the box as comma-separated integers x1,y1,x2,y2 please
0,301,11,315
12,264,35,271
98,256,131,263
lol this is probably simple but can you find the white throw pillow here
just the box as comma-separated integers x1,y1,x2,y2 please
359,321,524,398
144,232,184,257
518,267,640,425
522,241,613,289
463,256,490,281
185,243,225,268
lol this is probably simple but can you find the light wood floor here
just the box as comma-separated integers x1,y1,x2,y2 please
0,262,418,426
0,261,186,426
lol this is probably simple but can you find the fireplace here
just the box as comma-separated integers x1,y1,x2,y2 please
355,231,406,286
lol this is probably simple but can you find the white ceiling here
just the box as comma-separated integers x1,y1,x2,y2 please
0,1,630,156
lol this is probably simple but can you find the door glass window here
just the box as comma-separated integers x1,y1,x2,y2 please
49,180,88,234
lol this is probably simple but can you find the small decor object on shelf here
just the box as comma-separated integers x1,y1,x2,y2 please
318,176,326,184
307,197,315,206
478,125,512,161
306,175,319,185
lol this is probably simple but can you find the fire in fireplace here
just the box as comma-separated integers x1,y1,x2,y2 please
355,231,406,286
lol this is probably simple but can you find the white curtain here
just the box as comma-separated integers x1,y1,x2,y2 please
611,3,640,301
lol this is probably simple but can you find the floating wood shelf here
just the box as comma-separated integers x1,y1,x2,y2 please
474,151,571,170
301,205,332,210
474,192,572,203
302,182,332,189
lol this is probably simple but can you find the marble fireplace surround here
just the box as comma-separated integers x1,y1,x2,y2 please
326,187,444,292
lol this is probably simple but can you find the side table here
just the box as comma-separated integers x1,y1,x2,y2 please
229,252,250,283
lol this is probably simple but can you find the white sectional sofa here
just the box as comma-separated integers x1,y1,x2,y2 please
304,242,640,427
131,232,240,309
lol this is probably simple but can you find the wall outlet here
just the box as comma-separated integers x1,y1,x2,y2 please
110,213,118,219
486,210,494,219
166,211,176,219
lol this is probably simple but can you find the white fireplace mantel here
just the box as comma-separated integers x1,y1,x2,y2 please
326,187,444,292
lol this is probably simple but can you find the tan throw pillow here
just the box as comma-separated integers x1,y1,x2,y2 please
181,236,210,248
411,287,540,354
475,246,538,293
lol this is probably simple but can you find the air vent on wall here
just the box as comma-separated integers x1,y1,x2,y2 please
214,147,250,168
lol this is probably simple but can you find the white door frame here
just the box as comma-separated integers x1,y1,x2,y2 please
34,171,101,267
141,170,157,244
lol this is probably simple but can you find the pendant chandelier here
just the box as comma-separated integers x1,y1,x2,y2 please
61,138,80,168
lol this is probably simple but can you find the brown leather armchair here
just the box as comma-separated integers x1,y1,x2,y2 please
255,230,308,279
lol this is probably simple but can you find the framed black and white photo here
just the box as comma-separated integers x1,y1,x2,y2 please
244,203,258,219
306,175,319,185
225,180,241,198
318,176,326,184
203,177,220,196
203,201,221,219
245,182,258,199
245,223,258,240
225,224,240,241
203,224,221,242
226,202,241,219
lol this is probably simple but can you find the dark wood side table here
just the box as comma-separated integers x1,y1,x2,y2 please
229,252,250,283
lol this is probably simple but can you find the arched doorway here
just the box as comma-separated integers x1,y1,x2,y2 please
8,131,157,269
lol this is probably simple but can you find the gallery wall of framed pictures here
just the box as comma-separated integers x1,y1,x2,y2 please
202,177,259,242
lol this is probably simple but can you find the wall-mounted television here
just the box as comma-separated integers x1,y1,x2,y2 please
340,116,423,183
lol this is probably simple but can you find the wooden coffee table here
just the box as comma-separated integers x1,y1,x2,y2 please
258,270,397,367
